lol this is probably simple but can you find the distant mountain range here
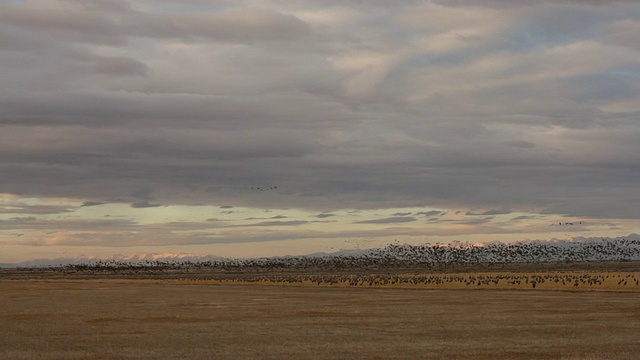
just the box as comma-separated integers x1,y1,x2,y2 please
2,234,640,268
0,253,226,268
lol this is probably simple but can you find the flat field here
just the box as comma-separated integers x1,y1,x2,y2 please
2,268,640,359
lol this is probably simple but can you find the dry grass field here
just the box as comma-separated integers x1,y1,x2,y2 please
2,270,640,359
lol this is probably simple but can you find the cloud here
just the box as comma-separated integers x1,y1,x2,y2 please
2,0,640,263
81,201,106,207
433,0,638,8
466,208,512,216
355,217,417,224
416,211,443,217
512,215,535,221
0,204,73,215
2,216,138,232
0,0,129,46
81,55,149,77
316,213,335,218
165,8,313,43
458,217,496,225
0,2,312,46
392,212,413,216
504,141,537,149
242,220,310,227
244,215,288,220
131,201,161,208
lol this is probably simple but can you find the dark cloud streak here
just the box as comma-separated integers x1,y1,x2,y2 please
355,217,417,224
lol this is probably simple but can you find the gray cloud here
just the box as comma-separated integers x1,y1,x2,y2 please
0,205,73,215
83,56,149,77
416,211,443,217
512,215,535,221
242,220,310,227
81,201,106,207
131,201,161,208
0,2,312,46
0,1,128,46
316,213,335,218
355,217,417,224
1,0,639,223
504,141,537,149
1,216,138,232
467,208,512,216
244,215,288,220
434,0,639,8
441,217,496,226
392,212,413,216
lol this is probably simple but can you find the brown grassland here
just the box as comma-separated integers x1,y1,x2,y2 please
2,263,640,359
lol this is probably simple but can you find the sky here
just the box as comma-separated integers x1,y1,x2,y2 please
1,0,640,263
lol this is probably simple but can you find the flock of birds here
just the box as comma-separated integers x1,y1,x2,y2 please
14,237,637,289
211,272,640,289
50,237,640,273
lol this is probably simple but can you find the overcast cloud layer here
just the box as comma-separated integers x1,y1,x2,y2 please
1,0,640,262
